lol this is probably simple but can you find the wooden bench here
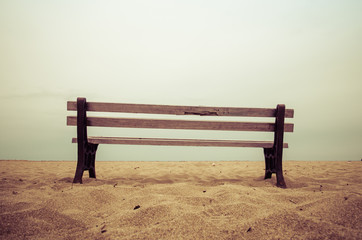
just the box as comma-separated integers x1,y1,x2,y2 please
67,97,294,188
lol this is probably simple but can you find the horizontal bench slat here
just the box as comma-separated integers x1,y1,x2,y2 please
67,101,294,118
72,137,288,148
67,116,294,132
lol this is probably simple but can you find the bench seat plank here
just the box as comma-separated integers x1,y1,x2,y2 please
72,137,289,148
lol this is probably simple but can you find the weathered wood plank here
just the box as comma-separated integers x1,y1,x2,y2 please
71,137,289,148
67,116,294,132
67,101,294,118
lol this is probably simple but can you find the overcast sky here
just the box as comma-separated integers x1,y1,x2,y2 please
0,0,361,161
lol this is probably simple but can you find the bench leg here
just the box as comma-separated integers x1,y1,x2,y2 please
263,148,275,179
273,104,287,188
73,143,99,183
263,147,286,188
86,143,98,178
275,147,286,188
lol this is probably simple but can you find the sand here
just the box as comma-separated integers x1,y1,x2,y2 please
0,160,361,240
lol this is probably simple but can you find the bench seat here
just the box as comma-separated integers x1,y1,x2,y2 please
72,137,289,148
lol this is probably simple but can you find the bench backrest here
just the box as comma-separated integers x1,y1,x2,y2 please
67,98,294,133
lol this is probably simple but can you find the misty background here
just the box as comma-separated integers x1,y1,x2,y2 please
1,1,361,161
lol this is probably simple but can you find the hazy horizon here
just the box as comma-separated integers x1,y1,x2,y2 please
1,1,361,161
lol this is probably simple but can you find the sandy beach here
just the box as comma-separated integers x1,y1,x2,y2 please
0,160,361,239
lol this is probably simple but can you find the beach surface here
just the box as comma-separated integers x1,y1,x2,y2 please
0,160,361,239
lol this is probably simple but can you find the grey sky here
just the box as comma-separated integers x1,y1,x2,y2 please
0,0,361,161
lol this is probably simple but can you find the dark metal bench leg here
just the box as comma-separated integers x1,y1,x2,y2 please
275,144,286,188
263,148,275,179
86,143,98,178
73,141,86,183
73,97,99,184
274,104,286,188
73,143,98,183
263,147,286,188
263,104,287,188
